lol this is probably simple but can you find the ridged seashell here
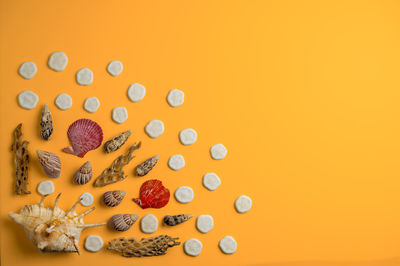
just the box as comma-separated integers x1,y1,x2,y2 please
104,130,133,153
8,193,106,254
103,190,126,207
136,155,160,176
163,214,193,226
40,103,53,140
108,214,139,231
132,179,170,209
73,161,92,185
36,150,61,178
62,119,103,158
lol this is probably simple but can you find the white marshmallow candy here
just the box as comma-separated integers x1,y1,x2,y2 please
18,90,39,110
140,214,158,234
37,181,55,196
219,236,237,254
76,68,93,85
48,51,68,71
196,215,214,234
107,60,123,76
235,195,252,213
80,192,94,207
167,89,184,107
112,107,128,124
179,128,197,145
210,144,227,160
168,154,185,171
127,83,146,102
84,97,100,113
184,238,202,257
55,93,72,110
145,120,164,138
84,235,104,252
175,186,194,204
202,173,221,191
19,62,37,79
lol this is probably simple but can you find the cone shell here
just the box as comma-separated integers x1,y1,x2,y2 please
163,214,193,226
103,190,126,207
103,130,132,153
108,214,139,231
62,119,103,158
40,104,53,140
36,150,61,178
73,161,92,185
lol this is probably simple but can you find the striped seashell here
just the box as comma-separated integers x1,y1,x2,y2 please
163,214,193,226
36,150,61,178
73,161,92,185
102,190,126,207
108,214,139,231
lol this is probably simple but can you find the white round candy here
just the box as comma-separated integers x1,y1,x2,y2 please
84,235,104,252
76,68,93,85
19,62,37,79
55,93,72,110
202,173,221,191
219,236,237,254
127,83,146,102
235,195,252,213
80,192,94,207
107,60,123,76
112,107,128,124
140,214,158,233
145,120,164,138
210,144,227,160
168,154,185,171
179,128,197,145
37,181,55,196
196,215,214,234
48,51,68,71
83,97,100,113
167,89,184,107
18,90,39,110
184,238,202,256
175,186,194,204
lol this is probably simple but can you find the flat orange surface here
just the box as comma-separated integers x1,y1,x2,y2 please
1,1,400,266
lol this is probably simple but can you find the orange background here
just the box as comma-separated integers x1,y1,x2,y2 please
1,1,400,265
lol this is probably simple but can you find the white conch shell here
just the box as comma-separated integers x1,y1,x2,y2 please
8,193,106,254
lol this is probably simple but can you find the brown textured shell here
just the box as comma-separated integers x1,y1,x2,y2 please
107,235,180,257
40,104,53,140
108,214,139,231
93,142,141,187
136,155,160,176
102,190,126,207
73,161,92,185
104,130,132,153
11,123,31,195
163,214,193,226
37,150,61,178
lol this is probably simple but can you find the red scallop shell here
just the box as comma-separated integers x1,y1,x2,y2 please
62,119,103,158
132,179,170,209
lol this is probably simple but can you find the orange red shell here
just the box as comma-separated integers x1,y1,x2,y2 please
132,179,170,209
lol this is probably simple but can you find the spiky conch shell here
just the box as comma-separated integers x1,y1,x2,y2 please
8,193,106,254
73,161,92,185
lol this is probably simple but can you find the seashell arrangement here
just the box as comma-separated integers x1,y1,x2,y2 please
73,161,93,185
108,214,139,231
107,235,180,257
62,118,103,158
8,193,106,254
136,155,160,176
40,104,53,140
11,123,31,195
163,214,194,226
103,190,126,207
36,150,61,178
93,142,141,187
132,179,170,209
104,129,132,153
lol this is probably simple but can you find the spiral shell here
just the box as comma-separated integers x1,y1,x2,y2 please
36,150,61,178
73,161,92,185
163,214,193,226
40,103,53,140
109,214,139,231
103,190,126,207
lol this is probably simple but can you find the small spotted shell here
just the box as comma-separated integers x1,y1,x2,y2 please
36,150,61,178
108,214,139,231
102,190,126,207
73,161,92,185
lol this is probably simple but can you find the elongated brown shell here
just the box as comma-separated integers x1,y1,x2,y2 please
163,214,193,226
109,214,139,231
136,155,160,176
40,104,53,140
104,130,132,153
36,150,61,178
103,190,126,207
73,161,92,185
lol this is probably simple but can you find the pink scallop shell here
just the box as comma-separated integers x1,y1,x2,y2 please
62,119,103,158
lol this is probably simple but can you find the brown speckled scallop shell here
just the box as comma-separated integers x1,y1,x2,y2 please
103,190,126,207
108,214,139,231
